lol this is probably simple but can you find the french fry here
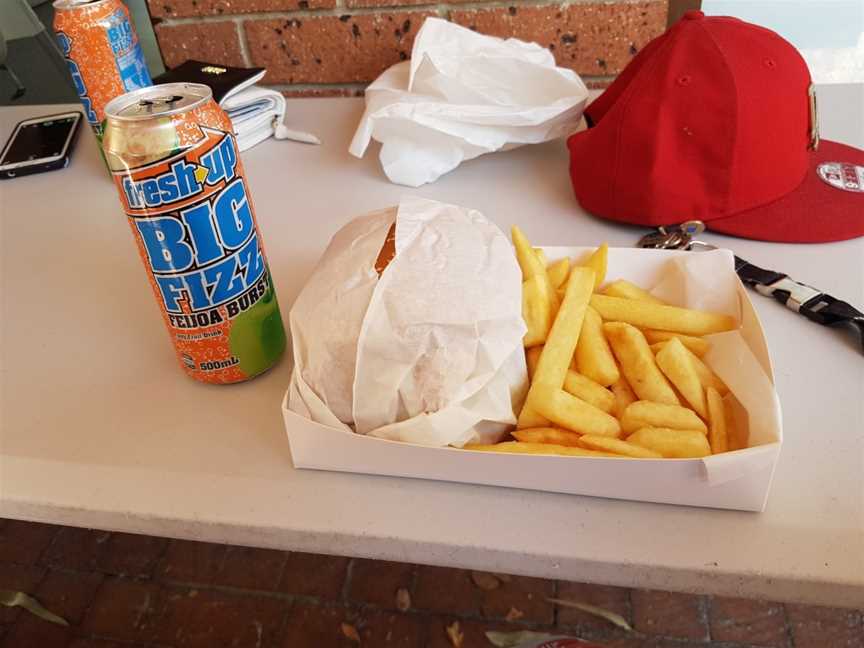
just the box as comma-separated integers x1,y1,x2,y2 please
531,384,621,437
591,294,737,336
512,228,560,309
644,330,710,356
627,427,711,458
518,268,595,428
525,346,542,379
512,226,546,280
512,427,582,447
534,247,548,267
726,398,747,450
706,387,728,454
603,322,680,406
649,342,668,354
583,243,608,290
517,403,551,430
603,279,665,304
653,342,730,395
464,441,618,458
563,370,615,413
574,306,619,386
620,400,707,435
517,406,551,430
578,434,663,459
655,337,708,418
547,257,571,289
518,409,551,430
522,275,555,347
687,347,729,395
610,376,637,419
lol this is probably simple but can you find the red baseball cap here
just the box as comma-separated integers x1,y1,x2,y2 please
567,11,864,243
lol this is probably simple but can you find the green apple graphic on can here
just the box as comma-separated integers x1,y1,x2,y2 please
228,278,286,378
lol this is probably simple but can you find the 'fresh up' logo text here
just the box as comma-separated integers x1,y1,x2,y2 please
124,132,267,317
56,32,98,127
122,131,237,211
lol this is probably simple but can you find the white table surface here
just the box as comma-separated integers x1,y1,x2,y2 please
1,85,862,608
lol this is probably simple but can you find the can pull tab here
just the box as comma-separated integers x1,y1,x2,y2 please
137,95,184,111
637,221,706,250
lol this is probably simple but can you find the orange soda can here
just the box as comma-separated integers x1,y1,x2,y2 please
102,83,286,384
53,0,152,149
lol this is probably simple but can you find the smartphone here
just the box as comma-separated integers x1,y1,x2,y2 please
0,112,83,179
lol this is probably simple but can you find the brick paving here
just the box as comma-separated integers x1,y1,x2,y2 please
0,519,861,648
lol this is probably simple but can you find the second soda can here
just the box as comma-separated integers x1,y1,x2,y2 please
53,0,152,145
102,83,286,384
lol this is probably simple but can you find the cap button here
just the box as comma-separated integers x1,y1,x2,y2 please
683,10,704,20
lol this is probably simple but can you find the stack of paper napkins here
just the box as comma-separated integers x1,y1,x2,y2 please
215,68,320,150
349,18,590,187
288,197,528,447
221,83,319,150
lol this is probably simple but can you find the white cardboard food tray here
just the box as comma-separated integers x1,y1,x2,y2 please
282,247,783,512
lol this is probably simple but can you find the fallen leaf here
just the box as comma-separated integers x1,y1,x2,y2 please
546,598,633,631
485,630,562,647
395,587,411,612
341,622,361,643
470,571,501,591
446,620,464,647
0,590,68,626
505,606,524,621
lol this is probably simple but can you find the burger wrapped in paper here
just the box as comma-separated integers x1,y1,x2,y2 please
288,197,528,447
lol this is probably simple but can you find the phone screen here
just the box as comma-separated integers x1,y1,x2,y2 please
1,116,78,165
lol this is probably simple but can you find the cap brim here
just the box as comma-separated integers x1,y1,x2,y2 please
707,140,864,243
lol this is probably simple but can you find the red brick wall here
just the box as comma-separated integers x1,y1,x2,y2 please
148,0,669,97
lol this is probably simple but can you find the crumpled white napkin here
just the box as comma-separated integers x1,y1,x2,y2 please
349,18,589,187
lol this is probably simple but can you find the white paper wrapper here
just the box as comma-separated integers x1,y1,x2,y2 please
349,18,589,187
288,207,395,424
288,197,527,447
